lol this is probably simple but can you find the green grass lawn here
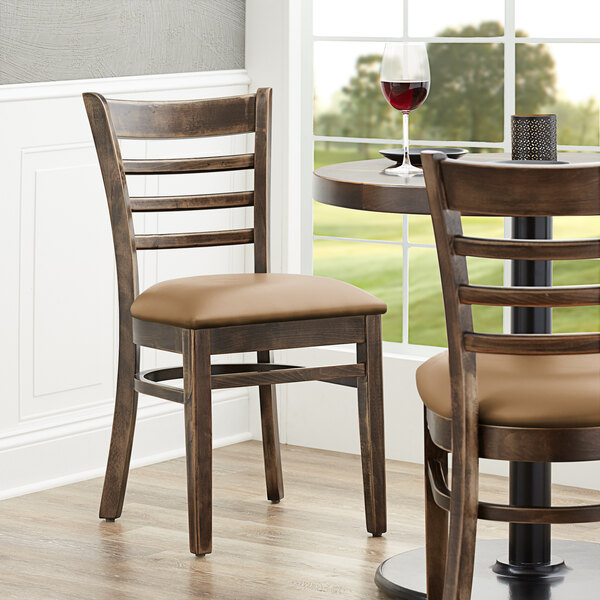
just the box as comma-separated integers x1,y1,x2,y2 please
313,148,600,346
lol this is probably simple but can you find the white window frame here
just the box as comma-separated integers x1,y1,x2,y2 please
306,0,600,354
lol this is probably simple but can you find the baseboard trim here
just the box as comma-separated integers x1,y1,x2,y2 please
0,390,251,500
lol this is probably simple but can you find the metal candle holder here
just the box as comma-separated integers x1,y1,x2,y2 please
511,114,557,161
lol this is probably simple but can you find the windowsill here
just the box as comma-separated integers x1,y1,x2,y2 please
300,341,445,362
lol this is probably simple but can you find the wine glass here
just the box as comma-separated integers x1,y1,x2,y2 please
380,43,430,176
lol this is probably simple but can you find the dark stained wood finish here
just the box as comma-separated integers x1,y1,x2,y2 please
424,409,449,600
182,329,213,556
420,150,600,600
313,153,600,216
211,363,365,390
463,331,600,355
129,191,254,212
133,362,364,406
357,315,387,537
134,370,183,404
131,318,183,353
257,350,284,503
441,158,600,216
458,283,600,307
131,315,369,356
134,229,254,250
208,316,367,355
123,154,254,175
107,94,256,138
427,409,600,463
313,160,430,215
427,455,600,524
423,152,480,600
83,93,140,522
253,88,271,274
85,89,387,556
453,236,600,261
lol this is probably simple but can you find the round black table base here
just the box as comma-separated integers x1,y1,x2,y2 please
375,540,600,600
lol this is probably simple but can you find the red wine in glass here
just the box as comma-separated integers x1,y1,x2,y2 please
380,43,430,175
380,80,430,112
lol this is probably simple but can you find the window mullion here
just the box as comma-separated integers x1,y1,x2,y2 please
503,0,517,333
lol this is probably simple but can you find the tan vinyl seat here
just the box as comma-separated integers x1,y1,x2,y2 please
131,273,387,329
417,351,600,428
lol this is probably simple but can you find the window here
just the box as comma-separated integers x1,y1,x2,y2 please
311,0,600,349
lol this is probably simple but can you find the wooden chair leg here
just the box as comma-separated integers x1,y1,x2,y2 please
424,410,449,600
443,440,479,600
99,340,139,520
357,315,387,536
183,329,213,556
257,350,284,503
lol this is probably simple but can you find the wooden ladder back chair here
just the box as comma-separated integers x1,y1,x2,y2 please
420,151,600,600
83,89,387,556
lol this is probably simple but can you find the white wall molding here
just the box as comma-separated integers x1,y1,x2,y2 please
0,69,250,102
1,69,252,499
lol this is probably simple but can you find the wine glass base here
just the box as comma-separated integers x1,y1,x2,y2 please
383,163,423,176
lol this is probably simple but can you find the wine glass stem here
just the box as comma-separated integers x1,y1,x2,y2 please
402,111,411,167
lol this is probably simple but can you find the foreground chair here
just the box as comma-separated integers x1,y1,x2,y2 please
84,88,387,555
420,151,600,600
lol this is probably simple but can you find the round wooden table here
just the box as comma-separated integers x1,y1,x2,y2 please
313,152,600,600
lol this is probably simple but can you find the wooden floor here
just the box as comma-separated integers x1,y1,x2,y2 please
1,441,599,599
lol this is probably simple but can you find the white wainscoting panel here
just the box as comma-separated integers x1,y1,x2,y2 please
0,70,254,499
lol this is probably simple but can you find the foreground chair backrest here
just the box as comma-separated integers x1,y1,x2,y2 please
420,151,600,600
83,89,387,555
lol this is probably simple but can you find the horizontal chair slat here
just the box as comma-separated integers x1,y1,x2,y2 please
463,332,600,354
107,94,256,138
129,191,254,212
453,236,600,260
210,364,366,390
135,229,254,250
459,284,600,307
123,154,254,175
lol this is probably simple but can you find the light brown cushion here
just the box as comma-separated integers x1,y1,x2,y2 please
417,351,600,428
131,273,387,329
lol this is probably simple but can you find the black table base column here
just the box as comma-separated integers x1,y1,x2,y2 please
508,216,553,569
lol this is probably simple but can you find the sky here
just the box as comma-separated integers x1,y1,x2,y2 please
313,0,600,109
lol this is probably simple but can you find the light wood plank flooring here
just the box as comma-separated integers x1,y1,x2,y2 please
1,441,599,599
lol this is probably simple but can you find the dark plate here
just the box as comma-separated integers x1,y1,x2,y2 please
380,147,469,168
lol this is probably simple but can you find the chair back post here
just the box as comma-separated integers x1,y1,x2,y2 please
253,88,272,274
83,92,140,319
422,151,480,475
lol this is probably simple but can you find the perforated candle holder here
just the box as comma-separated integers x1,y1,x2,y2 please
511,114,557,161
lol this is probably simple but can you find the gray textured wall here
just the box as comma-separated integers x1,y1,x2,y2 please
0,0,245,85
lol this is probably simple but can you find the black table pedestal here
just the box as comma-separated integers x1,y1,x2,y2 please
509,216,553,571
375,216,600,597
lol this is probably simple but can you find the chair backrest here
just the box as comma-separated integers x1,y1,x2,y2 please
421,151,599,430
83,89,272,319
